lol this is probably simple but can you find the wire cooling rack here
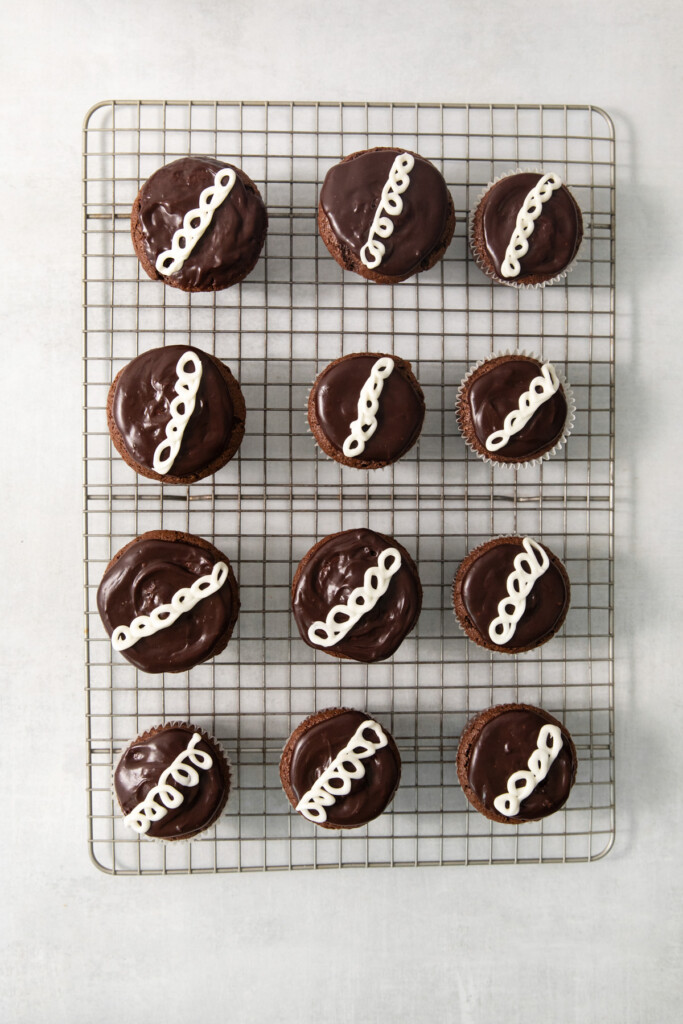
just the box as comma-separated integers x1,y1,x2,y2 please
83,101,615,873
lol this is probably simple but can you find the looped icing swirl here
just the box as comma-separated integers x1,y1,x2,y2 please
155,166,237,276
152,350,203,474
485,361,560,452
359,153,415,270
342,357,395,457
500,173,563,279
307,547,402,648
111,560,229,652
124,732,214,835
296,719,388,823
493,724,563,816
488,537,550,645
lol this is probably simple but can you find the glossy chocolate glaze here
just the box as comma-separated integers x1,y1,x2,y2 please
289,711,400,827
313,354,424,464
97,536,236,673
112,346,235,476
138,157,267,290
468,358,567,460
114,726,227,839
292,529,421,663
461,540,568,649
468,709,575,820
320,149,450,278
482,173,581,280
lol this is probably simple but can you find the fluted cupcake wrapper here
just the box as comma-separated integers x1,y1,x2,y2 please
455,350,576,470
111,721,232,845
468,167,582,289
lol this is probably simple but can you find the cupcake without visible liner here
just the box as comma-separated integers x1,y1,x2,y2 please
456,352,574,468
114,722,231,841
469,169,583,288
456,704,577,824
308,352,425,469
291,528,422,663
452,535,570,655
318,147,455,284
280,707,402,829
131,156,267,292
107,344,246,484
97,530,239,674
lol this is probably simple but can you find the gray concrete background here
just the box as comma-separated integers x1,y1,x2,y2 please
1,2,681,1021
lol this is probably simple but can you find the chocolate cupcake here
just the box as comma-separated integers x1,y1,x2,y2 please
452,536,570,654
456,353,574,467
97,530,239,673
292,528,422,663
280,708,401,829
308,352,425,469
470,170,583,287
131,157,267,292
318,147,455,284
456,704,577,823
107,345,246,484
114,722,231,840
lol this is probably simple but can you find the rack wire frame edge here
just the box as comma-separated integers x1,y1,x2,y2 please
83,100,616,875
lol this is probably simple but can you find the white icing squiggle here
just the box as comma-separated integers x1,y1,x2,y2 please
488,537,549,645
485,362,560,452
307,547,402,648
360,153,415,269
500,173,563,279
342,356,395,457
111,560,229,652
152,351,204,475
155,166,237,276
296,719,388,823
124,732,214,835
493,724,563,817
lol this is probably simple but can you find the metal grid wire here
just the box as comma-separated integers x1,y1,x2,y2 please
83,101,615,873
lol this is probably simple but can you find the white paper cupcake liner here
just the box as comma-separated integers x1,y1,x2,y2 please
112,721,232,845
468,167,583,289
455,350,575,470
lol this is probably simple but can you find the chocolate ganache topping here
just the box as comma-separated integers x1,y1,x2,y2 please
111,346,236,478
97,534,238,674
114,725,228,839
461,539,569,649
136,157,267,291
482,173,582,281
292,528,421,663
468,357,567,460
320,149,450,278
313,354,424,464
289,710,401,827
467,708,576,821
